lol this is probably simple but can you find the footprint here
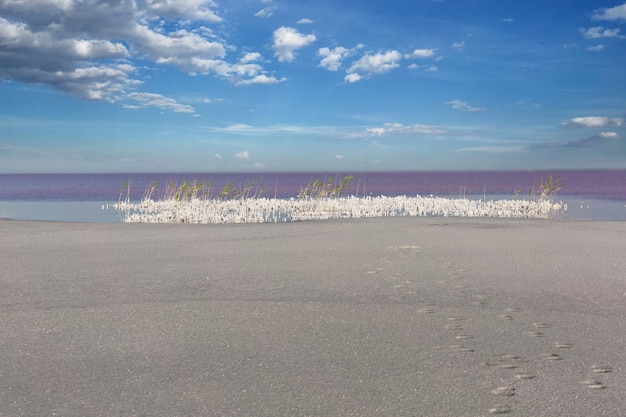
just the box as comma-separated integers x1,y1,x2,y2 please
553,342,573,349
491,386,516,396
449,344,474,353
489,404,512,414
515,372,536,380
591,364,612,373
455,334,472,340
524,331,545,338
581,379,605,389
540,353,562,361
417,308,435,314
484,354,522,369
498,314,514,321
532,322,550,329
445,324,463,331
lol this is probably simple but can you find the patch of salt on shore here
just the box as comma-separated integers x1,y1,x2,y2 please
113,195,565,224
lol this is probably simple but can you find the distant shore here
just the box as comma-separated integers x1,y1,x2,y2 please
1,217,625,416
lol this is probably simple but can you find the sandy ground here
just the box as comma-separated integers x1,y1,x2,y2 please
1,217,625,416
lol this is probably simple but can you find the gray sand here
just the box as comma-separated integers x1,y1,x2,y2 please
1,218,625,416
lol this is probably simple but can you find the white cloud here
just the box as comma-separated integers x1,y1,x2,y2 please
334,154,345,159
253,162,264,167
234,150,250,159
407,49,436,58
272,26,316,62
37,65,139,101
344,73,362,83
240,52,262,63
184,58,285,86
127,92,196,113
407,63,438,72
592,2,626,21
214,153,223,159
0,0,283,108
446,99,485,112
143,0,222,22
223,124,254,132
561,116,624,128
347,122,446,138
587,44,605,52
297,18,313,25
502,18,514,22
235,74,286,86
345,50,402,82
136,26,226,64
452,41,465,50
580,26,625,39
255,6,276,18
317,46,351,71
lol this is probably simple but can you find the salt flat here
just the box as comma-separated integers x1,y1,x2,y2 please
1,218,624,416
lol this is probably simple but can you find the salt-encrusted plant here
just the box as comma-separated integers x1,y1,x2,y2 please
298,175,354,199
537,175,562,202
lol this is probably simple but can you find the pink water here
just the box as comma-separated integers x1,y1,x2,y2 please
1,170,625,221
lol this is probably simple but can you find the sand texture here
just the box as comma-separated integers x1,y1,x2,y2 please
1,218,625,416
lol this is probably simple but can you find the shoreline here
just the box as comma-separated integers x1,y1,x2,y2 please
1,217,625,416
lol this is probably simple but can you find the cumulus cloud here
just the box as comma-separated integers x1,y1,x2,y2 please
0,0,281,110
143,0,222,22
561,116,624,128
317,46,351,71
580,26,625,39
240,52,262,64
592,2,626,21
234,150,250,159
297,18,313,24
345,50,402,82
235,74,286,86
446,99,485,112
344,73,362,83
407,49,436,58
185,58,284,85
126,92,196,113
346,122,446,138
272,26,316,62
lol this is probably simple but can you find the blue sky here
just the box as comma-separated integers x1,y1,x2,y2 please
1,0,625,173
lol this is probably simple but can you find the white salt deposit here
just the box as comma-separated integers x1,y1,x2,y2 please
113,195,565,224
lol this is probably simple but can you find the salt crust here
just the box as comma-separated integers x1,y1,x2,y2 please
114,195,565,224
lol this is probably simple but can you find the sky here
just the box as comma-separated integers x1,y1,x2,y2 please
1,0,626,173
